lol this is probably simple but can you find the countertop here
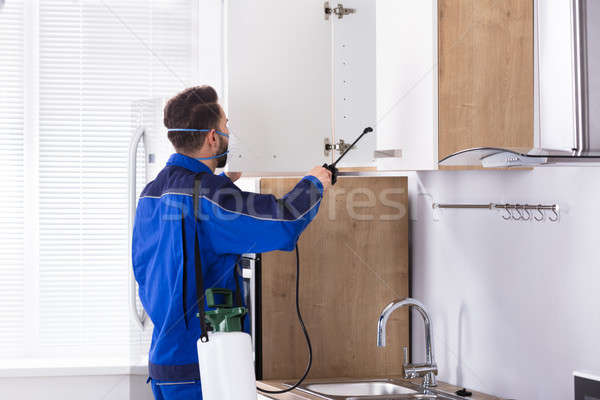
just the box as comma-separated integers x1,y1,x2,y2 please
256,376,504,400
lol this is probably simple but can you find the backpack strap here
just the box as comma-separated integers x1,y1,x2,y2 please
181,208,189,329
194,176,210,343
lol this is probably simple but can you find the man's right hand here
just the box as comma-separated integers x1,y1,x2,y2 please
307,166,332,192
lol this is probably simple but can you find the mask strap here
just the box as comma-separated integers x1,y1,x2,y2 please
167,128,229,138
195,151,229,160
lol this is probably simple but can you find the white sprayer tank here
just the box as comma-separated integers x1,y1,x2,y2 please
198,331,257,399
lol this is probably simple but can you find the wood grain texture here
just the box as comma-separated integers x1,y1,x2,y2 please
438,0,534,163
260,177,409,380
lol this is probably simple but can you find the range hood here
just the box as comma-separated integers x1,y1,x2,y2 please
440,0,600,168
440,147,600,168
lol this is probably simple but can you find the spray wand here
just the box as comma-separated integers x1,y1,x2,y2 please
323,126,374,185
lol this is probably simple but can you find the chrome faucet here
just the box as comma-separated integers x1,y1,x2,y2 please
377,298,438,387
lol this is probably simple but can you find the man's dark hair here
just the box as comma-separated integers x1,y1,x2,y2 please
164,85,222,152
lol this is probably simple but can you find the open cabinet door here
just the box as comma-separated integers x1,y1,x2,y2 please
332,0,377,169
258,177,409,380
225,0,332,175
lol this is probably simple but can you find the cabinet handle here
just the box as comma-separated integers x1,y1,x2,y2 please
374,149,403,159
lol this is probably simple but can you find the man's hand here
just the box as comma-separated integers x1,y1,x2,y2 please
307,166,332,191
226,171,242,182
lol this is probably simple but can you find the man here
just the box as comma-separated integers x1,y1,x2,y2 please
132,85,331,400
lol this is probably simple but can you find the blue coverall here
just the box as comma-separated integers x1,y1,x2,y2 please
132,153,323,399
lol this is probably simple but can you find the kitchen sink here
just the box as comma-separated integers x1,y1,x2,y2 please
287,379,465,400
304,381,417,397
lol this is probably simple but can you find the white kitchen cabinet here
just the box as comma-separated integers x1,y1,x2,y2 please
225,0,332,175
225,0,549,173
225,0,436,174
374,0,437,171
331,0,377,169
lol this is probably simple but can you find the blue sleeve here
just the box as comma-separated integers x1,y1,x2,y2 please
218,171,243,189
198,175,324,255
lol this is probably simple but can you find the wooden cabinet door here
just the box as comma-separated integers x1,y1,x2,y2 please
226,0,332,175
438,0,534,164
259,177,409,380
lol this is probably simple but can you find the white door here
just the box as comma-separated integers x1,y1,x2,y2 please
225,0,332,175
332,0,377,168
375,0,438,171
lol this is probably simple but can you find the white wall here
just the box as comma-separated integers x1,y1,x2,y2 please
410,167,600,400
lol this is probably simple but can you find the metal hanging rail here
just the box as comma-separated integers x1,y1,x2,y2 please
431,202,560,222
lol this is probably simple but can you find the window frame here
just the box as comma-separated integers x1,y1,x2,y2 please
6,0,217,369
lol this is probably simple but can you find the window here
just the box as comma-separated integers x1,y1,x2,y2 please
0,0,26,358
0,0,218,362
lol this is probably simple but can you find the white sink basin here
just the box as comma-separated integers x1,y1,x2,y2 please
304,381,418,397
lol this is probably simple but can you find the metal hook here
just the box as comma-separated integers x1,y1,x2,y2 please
501,204,512,220
534,205,545,222
513,204,524,221
521,205,531,221
508,205,521,221
549,206,560,222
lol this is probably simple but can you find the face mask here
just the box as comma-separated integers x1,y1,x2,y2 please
166,129,230,165
215,134,228,168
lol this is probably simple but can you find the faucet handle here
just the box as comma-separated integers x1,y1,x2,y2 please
402,346,409,365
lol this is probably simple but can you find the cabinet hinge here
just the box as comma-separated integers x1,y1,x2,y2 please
324,137,354,156
324,2,356,20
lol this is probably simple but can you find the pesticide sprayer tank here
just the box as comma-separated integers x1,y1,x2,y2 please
197,289,256,399
198,331,256,399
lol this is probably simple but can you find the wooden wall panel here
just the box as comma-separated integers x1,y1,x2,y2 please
259,177,409,380
438,0,534,163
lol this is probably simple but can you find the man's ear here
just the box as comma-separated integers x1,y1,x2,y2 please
207,129,217,145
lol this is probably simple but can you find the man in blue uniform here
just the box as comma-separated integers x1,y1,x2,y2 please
132,86,331,399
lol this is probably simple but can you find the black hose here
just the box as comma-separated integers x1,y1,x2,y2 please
257,244,312,394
